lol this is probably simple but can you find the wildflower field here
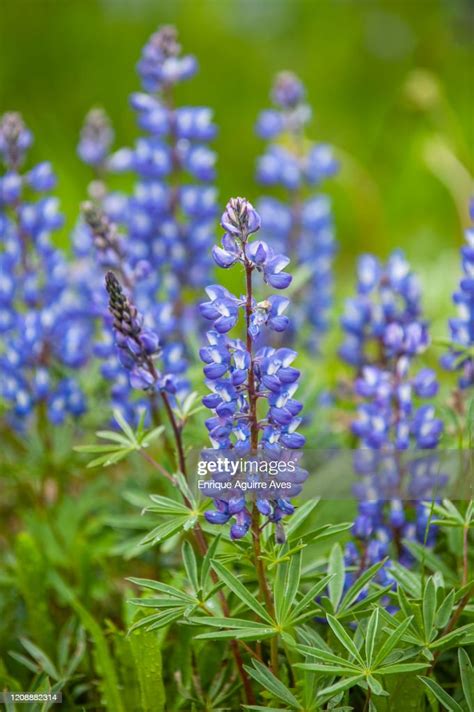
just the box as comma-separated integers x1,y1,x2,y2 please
0,1,473,710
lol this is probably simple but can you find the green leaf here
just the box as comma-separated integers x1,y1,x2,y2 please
127,577,195,603
200,534,220,592
129,609,184,633
327,614,364,664
113,409,137,443
402,540,457,583
188,616,272,630
141,425,165,447
138,518,188,546
418,676,463,712
196,627,275,641
373,617,414,668
379,663,428,675
296,663,361,675
339,559,387,612
50,573,125,712
423,577,437,641
293,645,360,671
435,589,455,629
459,648,474,712
244,660,302,709
96,430,131,445
318,675,365,701
182,541,199,594
430,623,474,649
147,495,189,515
211,561,273,624
19,638,60,681
367,675,384,696
389,562,422,598
128,619,165,712
365,608,379,667
285,500,320,538
289,575,332,623
328,544,345,612
274,548,302,625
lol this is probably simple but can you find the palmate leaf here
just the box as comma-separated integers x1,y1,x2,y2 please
244,660,302,709
372,616,414,668
74,411,164,469
211,561,273,624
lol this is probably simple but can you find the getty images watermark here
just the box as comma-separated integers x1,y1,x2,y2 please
196,450,308,496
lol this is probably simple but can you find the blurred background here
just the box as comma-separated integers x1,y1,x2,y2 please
0,0,472,331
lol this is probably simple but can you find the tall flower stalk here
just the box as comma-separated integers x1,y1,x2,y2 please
0,112,91,431
340,252,443,585
441,201,474,398
255,71,338,351
201,196,308,671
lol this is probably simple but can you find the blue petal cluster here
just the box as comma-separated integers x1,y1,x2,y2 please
340,250,443,583
200,197,307,539
339,251,424,367
255,71,338,350
441,201,474,388
0,113,90,426
104,24,217,306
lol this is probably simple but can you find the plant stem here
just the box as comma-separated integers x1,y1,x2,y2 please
429,582,474,671
462,524,469,586
244,254,279,676
139,449,175,484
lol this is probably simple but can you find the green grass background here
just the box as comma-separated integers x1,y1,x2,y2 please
0,0,472,333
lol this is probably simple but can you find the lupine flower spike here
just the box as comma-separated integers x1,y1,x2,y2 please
441,200,474,390
339,251,443,592
200,197,307,540
256,71,338,350
0,112,91,426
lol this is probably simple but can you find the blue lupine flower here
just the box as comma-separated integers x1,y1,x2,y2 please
75,28,214,424
105,271,179,397
0,112,91,427
340,250,443,585
103,24,217,306
441,201,474,389
255,71,338,351
201,197,307,540
78,108,114,169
